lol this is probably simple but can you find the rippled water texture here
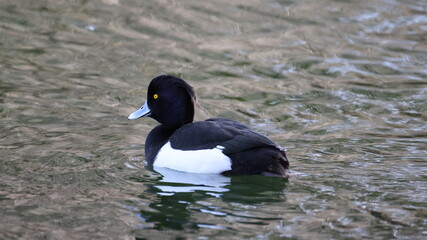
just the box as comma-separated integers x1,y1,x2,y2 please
1,0,426,239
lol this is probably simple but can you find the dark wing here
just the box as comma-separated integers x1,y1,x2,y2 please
170,118,279,154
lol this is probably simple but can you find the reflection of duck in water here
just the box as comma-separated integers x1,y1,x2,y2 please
136,169,289,230
128,75,290,177
153,166,230,193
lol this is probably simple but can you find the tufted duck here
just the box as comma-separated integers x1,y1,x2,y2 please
128,75,290,177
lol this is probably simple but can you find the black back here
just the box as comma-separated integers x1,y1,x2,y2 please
170,118,277,154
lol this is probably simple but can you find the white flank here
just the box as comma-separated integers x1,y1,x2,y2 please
153,141,232,173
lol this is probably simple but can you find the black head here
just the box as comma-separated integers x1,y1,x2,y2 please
128,75,197,129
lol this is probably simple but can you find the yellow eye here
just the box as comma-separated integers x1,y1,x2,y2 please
153,94,159,99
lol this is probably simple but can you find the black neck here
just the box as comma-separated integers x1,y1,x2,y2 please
144,125,176,165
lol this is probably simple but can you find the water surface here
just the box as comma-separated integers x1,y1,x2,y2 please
1,0,426,239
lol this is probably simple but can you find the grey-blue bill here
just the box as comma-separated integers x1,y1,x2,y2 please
128,101,151,120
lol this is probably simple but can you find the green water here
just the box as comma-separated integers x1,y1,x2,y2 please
0,0,426,239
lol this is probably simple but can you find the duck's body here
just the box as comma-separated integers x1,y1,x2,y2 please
128,75,290,177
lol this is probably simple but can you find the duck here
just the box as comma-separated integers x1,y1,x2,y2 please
128,75,290,177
